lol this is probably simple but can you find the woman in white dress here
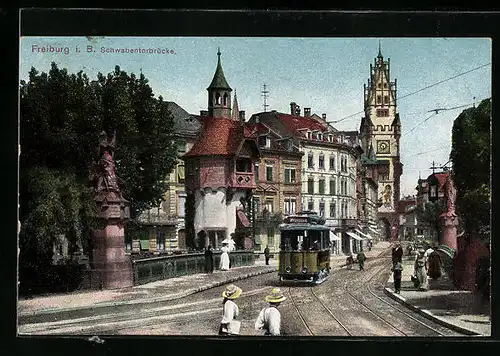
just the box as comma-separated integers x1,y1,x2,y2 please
219,242,230,271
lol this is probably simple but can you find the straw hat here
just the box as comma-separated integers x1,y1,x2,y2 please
265,287,287,303
222,284,242,299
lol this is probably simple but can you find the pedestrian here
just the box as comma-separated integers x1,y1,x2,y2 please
346,253,354,269
204,245,214,273
427,250,442,280
357,250,366,271
414,248,429,291
219,284,242,335
255,287,287,336
220,242,230,271
264,245,270,265
392,242,403,267
391,261,403,293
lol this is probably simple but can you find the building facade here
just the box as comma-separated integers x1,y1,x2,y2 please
248,104,364,254
245,120,303,253
359,46,403,240
134,101,202,253
182,50,259,251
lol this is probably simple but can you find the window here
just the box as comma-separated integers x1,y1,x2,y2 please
266,165,273,182
319,179,325,194
318,133,323,141
308,153,314,168
236,157,252,172
329,135,333,142
329,156,335,171
379,174,389,182
318,154,325,169
284,168,296,183
330,178,336,195
254,163,259,181
176,140,186,154
377,95,381,103
267,227,275,247
307,131,311,139
156,231,165,251
178,194,186,217
223,93,228,106
340,156,347,172
377,83,382,88
308,200,314,211
284,197,296,215
215,92,221,105
329,201,336,218
384,83,388,88
319,201,325,216
307,178,314,194
384,95,389,104
376,109,389,117
177,164,185,184
253,196,260,214
265,197,274,213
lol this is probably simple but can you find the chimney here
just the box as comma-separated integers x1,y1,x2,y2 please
295,105,301,116
290,102,297,116
322,113,326,120
255,115,260,123
200,110,209,117
304,108,311,117
239,110,245,122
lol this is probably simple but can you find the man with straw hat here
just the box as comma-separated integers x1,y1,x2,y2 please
255,287,287,336
219,284,242,335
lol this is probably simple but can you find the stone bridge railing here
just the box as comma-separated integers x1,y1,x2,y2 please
131,250,255,286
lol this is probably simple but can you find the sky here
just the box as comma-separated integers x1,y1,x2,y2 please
19,37,492,198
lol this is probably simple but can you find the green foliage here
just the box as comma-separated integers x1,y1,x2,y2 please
416,200,445,239
450,98,491,242
20,62,178,269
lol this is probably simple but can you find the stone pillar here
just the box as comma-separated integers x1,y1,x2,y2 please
90,131,133,290
440,215,458,251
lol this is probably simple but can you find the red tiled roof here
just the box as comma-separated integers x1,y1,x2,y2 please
183,117,245,157
433,172,449,190
245,122,269,136
276,113,328,138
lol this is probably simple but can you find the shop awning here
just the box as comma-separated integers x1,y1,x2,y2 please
237,210,250,227
330,231,341,241
346,231,365,241
355,229,373,240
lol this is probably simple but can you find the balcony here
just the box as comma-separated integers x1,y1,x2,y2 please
137,211,179,226
231,172,255,188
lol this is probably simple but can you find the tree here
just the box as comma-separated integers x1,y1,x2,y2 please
416,200,445,241
450,98,491,243
19,63,178,271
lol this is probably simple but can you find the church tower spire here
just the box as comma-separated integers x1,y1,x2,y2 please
231,89,240,121
207,48,232,118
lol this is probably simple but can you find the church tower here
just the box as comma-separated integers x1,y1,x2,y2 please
360,43,403,240
207,48,232,118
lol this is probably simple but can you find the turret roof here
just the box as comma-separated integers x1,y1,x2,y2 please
207,48,232,91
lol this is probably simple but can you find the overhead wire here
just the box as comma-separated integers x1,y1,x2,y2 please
327,62,491,124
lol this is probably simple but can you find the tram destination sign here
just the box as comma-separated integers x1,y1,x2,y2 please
284,215,326,225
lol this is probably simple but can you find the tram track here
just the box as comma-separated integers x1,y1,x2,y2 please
287,286,352,336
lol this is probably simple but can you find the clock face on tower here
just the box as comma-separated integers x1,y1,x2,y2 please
377,140,390,154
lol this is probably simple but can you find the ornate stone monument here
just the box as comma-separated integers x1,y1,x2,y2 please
439,174,458,252
90,131,133,289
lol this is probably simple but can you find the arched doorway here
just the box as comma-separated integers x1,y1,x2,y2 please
378,218,391,241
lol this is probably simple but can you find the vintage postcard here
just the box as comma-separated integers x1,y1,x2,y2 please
17,11,491,339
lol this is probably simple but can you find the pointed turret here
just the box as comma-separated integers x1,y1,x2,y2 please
207,47,232,91
368,142,376,161
207,48,232,118
378,40,383,58
231,89,240,121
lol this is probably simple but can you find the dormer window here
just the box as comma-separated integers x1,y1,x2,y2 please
318,133,323,141
307,131,312,139
266,137,271,148
328,134,333,142
236,157,252,173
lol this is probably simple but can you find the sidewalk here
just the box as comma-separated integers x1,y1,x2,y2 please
18,241,391,317
384,254,491,336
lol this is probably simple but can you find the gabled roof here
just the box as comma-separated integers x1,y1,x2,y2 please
165,101,202,136
183,117,245,157
433,172,449,190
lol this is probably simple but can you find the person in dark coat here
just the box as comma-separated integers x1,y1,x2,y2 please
204,245,214,273
427,250,442,280
264,246,270,265
391,262,403,293
392,242,403,266
357,250,366,271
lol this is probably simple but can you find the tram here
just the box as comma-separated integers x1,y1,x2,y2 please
278,211,331,284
